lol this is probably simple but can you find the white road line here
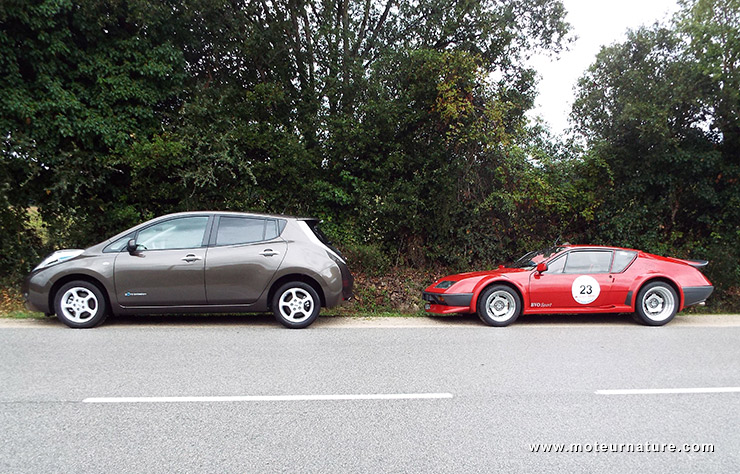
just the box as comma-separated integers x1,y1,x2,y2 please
82,393,454,403
596,387,740,395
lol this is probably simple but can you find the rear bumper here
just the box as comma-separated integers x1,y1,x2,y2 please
682,285,714,307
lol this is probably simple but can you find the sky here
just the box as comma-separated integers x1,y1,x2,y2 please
528,0,681,135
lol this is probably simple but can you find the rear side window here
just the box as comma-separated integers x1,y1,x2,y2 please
611,250,637,273
215,216,281,246
265,219,279,241
563,251,613,274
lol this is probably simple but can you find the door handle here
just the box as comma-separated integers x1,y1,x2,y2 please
260,249,280,257
181,254,202,263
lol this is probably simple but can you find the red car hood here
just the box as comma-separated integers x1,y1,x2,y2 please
444,266,529,280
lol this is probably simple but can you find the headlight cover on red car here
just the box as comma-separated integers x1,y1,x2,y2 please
435,280,457,289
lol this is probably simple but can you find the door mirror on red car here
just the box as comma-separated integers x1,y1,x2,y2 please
126,239,138,254
536,262,548,273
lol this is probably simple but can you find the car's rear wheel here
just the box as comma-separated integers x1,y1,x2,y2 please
477,285,521,327
634,281,678,326
272,282,320,329
54,281,109,328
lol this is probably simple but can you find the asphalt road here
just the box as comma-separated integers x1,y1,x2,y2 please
1,314,739,473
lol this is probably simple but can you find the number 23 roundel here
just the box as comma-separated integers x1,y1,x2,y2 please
571,275,601,304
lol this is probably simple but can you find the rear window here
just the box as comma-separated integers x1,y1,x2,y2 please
307,221,342,257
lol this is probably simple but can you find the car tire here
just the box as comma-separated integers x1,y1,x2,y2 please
633,281,678,326
54,281,109,329
272,282,320,329
476,285,521,327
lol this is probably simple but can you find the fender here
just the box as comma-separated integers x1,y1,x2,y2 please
46,264,116,313
469,274,529,314
625,272,684,310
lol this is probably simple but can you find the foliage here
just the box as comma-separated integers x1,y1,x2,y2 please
571,0,740,308
2,0,739,310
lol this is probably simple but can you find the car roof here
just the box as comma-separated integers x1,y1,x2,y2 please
157,211,319,221
560,244,640,253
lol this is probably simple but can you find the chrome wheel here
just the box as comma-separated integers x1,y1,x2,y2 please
641,286,676,322
484,290,517,322
278,288,315,324
59,287,99,323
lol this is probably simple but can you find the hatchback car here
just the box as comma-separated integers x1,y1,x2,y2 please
423,245,713,326
23,211,353,328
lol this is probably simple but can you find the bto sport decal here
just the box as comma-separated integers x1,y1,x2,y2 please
571,275,600,304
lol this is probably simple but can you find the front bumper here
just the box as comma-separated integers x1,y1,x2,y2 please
422,292,473,314
22,273,51,314
682,285,714,307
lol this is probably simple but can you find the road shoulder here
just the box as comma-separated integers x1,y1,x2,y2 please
1,313,740,328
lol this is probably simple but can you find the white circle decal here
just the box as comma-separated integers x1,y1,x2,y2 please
572,275,600,304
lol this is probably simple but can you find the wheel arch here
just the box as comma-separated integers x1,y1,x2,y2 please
267,274,326,308
49,274,112,315
470,279,525,314
632,277,683,310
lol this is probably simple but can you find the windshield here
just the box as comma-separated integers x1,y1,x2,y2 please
513,246,565,268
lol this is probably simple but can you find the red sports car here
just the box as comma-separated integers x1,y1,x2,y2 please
423,245,713,326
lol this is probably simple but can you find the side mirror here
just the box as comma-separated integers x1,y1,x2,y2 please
536,262,548,273
126,239,138,254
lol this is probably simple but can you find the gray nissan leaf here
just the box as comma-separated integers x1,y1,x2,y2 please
23,211,353,328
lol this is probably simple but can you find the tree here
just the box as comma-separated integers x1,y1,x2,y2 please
572,2,740,307
679,0,740,155
1,0,572,283
0,0,187,250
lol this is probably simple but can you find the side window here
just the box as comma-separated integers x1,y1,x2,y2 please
215,217,273,246
543,254,566,273
563,251,613,274
136,216,209,250
103,233,134,253
611,250,637,273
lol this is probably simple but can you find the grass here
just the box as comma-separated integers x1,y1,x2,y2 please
1,310,45,319
322,309,425,318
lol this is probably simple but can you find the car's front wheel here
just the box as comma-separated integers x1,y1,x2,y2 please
54,281,109,328
272,282,320,329
634,281,678,326
477,285,521,327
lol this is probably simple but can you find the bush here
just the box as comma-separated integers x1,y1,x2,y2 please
342,243,392,277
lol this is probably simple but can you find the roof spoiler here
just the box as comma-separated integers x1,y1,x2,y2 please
678,259,709,268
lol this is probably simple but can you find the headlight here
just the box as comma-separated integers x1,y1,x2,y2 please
33,249,84,271
435,280,456,289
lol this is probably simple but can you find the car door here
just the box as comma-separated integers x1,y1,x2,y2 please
528,250,616,311
113,215,211,306
204,216,287,304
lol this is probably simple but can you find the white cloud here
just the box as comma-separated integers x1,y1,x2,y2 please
528,0,680,135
